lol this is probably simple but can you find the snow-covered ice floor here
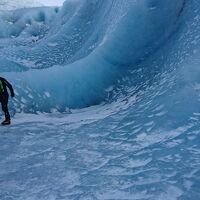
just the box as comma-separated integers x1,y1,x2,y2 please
0,101,199,200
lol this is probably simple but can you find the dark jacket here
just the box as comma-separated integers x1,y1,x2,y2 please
0,77,14,98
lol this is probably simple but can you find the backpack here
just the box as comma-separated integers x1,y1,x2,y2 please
0,80,4,93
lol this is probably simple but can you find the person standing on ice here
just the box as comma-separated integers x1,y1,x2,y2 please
0,77,14,125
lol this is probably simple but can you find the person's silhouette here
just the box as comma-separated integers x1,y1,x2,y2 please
0,77,14,125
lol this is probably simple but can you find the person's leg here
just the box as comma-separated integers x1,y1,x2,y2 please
1,95,10,121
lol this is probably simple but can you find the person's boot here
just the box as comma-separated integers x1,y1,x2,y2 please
1,119,11,125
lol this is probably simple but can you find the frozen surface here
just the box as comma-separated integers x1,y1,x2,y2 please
0,0,43,10
0,0,200,199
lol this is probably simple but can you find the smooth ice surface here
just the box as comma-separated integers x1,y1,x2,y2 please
0,0,200,199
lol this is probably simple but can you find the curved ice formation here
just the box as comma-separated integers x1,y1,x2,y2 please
0,0,198,113
0,0,200,199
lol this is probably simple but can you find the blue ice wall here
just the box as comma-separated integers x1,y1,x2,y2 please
0,0,199,113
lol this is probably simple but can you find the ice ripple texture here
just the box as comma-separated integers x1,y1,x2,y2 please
0,0,200,199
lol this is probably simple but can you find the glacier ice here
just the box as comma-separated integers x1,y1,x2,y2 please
0,0,43,10
0,0,200,199
0,0,188,111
